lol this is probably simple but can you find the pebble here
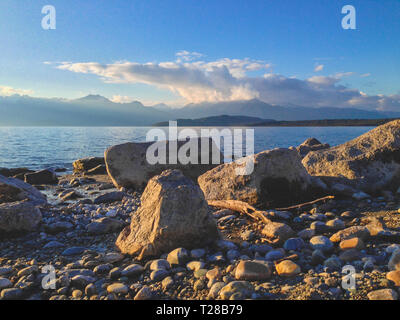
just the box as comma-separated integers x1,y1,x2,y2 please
219,281,253,300
190,249,206,259
323,256,342,271
339,249,361,262
310,236,333,252
326,218,345,230
388,250,400,271
107,283,129,295
72,290,83,299
283,238,305,251
134,286,153,300
186,261,205,272
17,266,38,277
149,259,170,271
386,271,400,286
367,289,398,300
121,264,144,277
0,278,12,290
102,252,124,263
339,237,364,250
167,248,189,266
262,222,294,242
161,276,174,290
0,288,23,300
297,228,315,239
62,247,86,256
208,282,226,299
265,249,285,261
330,226,369,242
85,283,97,296
275,260,301,277
0,267,12,276
235,260,272,281
150,269,170,282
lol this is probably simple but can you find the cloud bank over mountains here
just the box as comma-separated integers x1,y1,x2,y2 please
55,52,400,111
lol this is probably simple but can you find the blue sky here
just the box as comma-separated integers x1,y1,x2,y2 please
0,0,399,109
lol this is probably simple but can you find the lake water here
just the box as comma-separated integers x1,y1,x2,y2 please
0,126,373,171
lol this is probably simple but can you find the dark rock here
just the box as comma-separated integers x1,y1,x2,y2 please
93,192,124,204
24,170,58,185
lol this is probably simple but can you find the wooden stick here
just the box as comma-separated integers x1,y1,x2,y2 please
208,199,271,223
274,195,335,211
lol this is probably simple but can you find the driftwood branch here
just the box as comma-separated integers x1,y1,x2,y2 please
208,195,335,225
273,195,335,211
208,200,271,223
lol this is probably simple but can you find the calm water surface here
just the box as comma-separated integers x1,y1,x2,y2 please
0,126,373,170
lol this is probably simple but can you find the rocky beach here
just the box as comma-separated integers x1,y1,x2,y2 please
2,120,400,301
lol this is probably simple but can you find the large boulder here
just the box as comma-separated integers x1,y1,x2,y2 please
0,201,42,233
105,138,223,189
115,169,219,258
302,120,400,192
198,148,325,207
0,175,47,205
73,157,105,173
296,138,330,158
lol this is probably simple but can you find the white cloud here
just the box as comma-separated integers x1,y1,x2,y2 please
314,64,324,72
175,50,204,62
0,85,34,96
360,73,371,78
110,95,135,103
54,53,400,111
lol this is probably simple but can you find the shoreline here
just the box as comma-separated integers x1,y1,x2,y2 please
0,169,400,300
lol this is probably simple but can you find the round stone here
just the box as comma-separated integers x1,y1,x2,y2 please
107,283,129,295
283,238,305,251
310,236,333,252
275,260,301,277
72,290,83,299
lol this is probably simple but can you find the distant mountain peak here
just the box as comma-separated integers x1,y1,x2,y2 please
76,94,111,103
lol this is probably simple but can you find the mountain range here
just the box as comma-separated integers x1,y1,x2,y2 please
1,94,399,126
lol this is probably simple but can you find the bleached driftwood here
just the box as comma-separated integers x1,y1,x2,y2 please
274,195,335,211
207,200,271,223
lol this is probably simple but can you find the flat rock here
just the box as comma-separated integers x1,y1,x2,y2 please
330,226,370,243
234,260,272,281
87,217,125,234
94,192,124,204
0,175,47,205
367,289,398,300
339,237,364,250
